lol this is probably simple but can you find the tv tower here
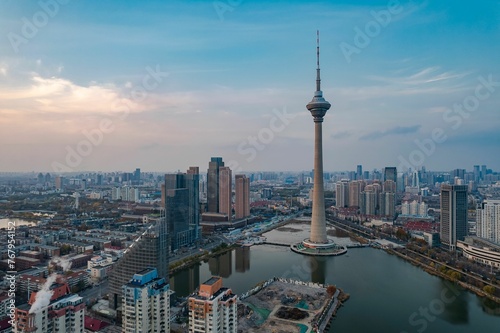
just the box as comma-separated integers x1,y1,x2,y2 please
292,31,346,256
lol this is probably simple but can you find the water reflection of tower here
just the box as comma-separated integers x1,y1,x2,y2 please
310,256,326,285
235,246,250,273
208,251,232,278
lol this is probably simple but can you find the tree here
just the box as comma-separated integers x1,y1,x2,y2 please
395,228,409,241
448,270,462,281
483,285,495,295
327,285,337,296
59,244,71,255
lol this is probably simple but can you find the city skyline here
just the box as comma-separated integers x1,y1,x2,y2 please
1,1,499,172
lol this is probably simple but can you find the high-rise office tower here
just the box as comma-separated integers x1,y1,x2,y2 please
481,165,487,180
55,176,64,190
476,200,500,244
360,185,377,215
452,169,466,180
207,157,224,213
187,167,201,239
122,268,170,333
219,166,232,220
473,165,480,182
357,165,363,180
381,180,396,218
235,174,250,219
335,179,349,208
384,167,397,183
108,209,169,309
165,179,189,251
383,180,396,194
379,192,396,218
165,167,200,250
133,168,141,183
188,277,237,333
411,170,420,188
440,184,468,251
349,181,361,208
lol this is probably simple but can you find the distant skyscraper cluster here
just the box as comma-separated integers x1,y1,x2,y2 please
111,186,140,202
401,200,429,217
335,168,397,218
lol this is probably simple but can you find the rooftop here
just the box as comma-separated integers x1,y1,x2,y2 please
136,267,156,276
84,316,110,332
203,276,221,286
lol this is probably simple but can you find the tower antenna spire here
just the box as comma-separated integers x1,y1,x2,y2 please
316,30,321,92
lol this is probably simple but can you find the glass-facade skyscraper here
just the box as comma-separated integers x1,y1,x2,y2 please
440,184,468,251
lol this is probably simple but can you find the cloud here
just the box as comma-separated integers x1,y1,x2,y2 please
360,125,421,140
366,67,471,86
0,74,137,116
330,131,352,140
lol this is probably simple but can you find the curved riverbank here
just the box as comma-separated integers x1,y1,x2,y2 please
386,248,500,304
326,218,500,305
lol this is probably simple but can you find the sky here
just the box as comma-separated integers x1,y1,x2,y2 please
0,0,499,173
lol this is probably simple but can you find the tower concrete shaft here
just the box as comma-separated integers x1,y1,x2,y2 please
310,119,328,243
307,31,331,244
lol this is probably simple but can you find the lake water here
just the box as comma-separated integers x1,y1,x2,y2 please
0,218,36,229
170,224,500,332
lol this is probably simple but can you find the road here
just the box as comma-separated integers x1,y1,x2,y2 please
169,236,224,265
80,279,108,302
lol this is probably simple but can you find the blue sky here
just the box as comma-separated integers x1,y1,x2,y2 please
0,0,499,173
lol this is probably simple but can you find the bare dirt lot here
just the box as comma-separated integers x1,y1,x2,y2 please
238,281,330,333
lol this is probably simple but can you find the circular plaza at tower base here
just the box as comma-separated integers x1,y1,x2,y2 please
291,239,347,256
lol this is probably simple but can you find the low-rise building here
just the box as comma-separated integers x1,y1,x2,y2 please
15,256,41,271
457,236,500,270
89,263,114,281
411,232,440,248
68,254,93,269
87,256,113,270
17,275,47,300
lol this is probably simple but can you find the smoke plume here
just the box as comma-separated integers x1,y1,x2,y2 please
28,273,58,314
50,257,72,272
28,257,73,314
